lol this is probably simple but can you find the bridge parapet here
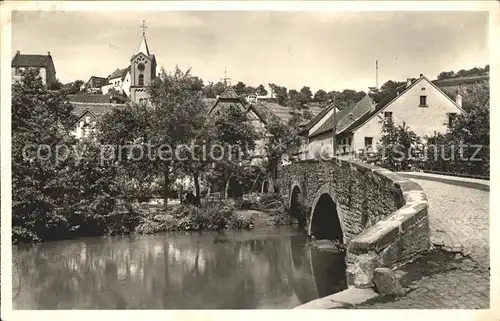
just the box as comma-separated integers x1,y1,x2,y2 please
277,158,429,288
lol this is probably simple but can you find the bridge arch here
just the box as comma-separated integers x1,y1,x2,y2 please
308,184,345,243
289,185,307,227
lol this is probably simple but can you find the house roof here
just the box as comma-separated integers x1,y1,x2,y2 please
219,86,239,99
87,76,108,84
68,94,112,104
298,103,337,135
346,75,463,134
108,66,130,80
309,95,375,138
70,102,126,121
12,53,53,69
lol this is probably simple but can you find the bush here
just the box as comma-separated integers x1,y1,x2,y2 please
258,193,285,211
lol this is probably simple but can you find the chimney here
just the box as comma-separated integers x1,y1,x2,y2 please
16,50,20,55
406,78,412,88
419,73,423,77
47,51,51,56
455,93,462,107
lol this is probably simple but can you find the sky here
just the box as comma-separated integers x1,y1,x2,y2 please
11,10,489,92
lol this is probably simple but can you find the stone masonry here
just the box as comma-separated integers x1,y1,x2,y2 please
277,158,430,288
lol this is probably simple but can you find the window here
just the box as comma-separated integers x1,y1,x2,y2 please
138,74,144,86
364,137,373,150
448,113,457,127
419,95,427,106
82,124,91,138
384,111,393,119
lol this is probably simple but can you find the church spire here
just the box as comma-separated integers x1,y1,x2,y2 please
138,20,150,55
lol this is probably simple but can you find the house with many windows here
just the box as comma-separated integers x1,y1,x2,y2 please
298,74,464,159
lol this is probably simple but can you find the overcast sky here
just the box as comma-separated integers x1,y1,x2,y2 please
11,10,488,92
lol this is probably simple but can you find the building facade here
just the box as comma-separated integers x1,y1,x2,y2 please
300,74,464,159
11,51,57,87
130,33,157,104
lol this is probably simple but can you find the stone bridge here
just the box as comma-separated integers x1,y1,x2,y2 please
277,158,430,288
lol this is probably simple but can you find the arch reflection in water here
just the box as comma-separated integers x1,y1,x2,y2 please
288,234,347,304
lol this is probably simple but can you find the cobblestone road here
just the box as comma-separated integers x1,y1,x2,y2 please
363,178,490,309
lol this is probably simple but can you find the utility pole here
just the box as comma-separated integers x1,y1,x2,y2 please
376,60,379,89
220,66,231,87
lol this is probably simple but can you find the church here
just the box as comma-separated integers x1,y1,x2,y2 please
70,22,157,139
98,21,157,104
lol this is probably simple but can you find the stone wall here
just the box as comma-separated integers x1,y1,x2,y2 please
277,158,430,288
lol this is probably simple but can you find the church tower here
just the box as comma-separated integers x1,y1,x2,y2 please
130,20,157,104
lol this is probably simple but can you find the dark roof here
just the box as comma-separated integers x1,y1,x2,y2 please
298,103,337,135
87,76,108,84
12,53,53,69
68,94,112,104
250,102,283,124
219,86,239,99
201,98,217,109
70,102,126,120
108,66,130,80
309,96,371,138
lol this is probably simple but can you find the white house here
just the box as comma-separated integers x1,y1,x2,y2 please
299,74,464,159
101,67,131,97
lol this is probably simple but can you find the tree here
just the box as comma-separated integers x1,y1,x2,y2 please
147,67,209,208
269,83,288,106
263,118,301,192
64,79,85,94
313,89,328,105
303,109,314,120
203,81,226,98
203,105,258,201
300,86,312,102
437,71,455,80
12,68,120,243
376,119,421,171
49,79,63,91
256,84,268,96
299,86,312,102
235,81,247,96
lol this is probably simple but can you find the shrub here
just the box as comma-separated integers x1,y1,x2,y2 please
258,193,285,211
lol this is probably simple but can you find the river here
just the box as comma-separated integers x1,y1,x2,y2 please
13,226,347,309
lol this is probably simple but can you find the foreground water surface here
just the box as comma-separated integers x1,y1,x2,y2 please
13,227,347,309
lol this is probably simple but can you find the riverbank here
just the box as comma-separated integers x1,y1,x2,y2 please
13,194,297,244
133,201,297,235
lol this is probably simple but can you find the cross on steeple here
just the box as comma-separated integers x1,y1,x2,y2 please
140,20,148,36
220,66,231,86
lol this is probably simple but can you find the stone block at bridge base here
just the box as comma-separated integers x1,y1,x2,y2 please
372,268,405,296
345,251,380,288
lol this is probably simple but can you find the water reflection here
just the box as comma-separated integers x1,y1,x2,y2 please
13,227,347,309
